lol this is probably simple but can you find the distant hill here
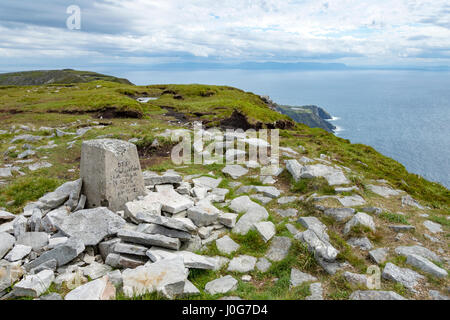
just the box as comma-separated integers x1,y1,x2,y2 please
0,69,133,86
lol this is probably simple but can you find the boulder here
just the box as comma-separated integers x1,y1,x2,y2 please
343,212,376,234
12,270,54,298
80,139,146,211
58,207,126,246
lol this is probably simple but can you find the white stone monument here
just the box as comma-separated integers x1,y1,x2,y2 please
80,139,145,212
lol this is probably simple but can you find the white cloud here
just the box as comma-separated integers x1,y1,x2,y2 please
0,0,449,68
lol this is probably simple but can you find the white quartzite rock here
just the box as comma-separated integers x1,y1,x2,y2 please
254,221,276,243
122,257,188,298
80,139,146,211
65,275,116,300
205,275,238,295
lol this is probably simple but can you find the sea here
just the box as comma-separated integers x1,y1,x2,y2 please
112,69,450,189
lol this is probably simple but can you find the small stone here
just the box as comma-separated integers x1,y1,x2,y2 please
265,236,291,262
5,244,32,262
406,254,448,278
290,268,317,287
338,195,366,207
222,165,248,179
369,248,388,265
0,232,15,259
423,220,443,234
105,253,146,269
347,237,373,251
429,290,449,300
241,275,252,282
114,242,149,256
227,255,257,273
343,271,368,286
216,236,240,255
350,290,406,300
81,262,113,280
254,221,276,243
218,212,238,228
256,257,271,272
205,275,238,295
343,212,376,234
382,263,424,292
305,283,323,300
389,225,415,232
117,229,180,250
277,196,298,204
274,208,298,218
324,207,355,222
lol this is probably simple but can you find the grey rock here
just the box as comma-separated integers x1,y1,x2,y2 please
117,229,180,250
218,212,238,228
105,253,146,269
42,206,70,233
16,232,49,250
124,199,161,223
265,236,291,262
256,257,271,272
122,257,188,298
277,196,299,204
290,268,317,287
65,275,116,300
24,237,85,271
382,262,424,292
406,254,448,278
250,194,273,205
337,195,366,207
216,236,240,255
192,176,222,190
5,244,31,262
137,223,191,240
183,280,200,296
369,248,388,265
10,134,43,143
298,216,329,241
30,259,57,274
389,225,415,232
0,210,16,223
187,201,220,227
324,207,355,222
115,242,149,256
28,161,53,171
39,293,63,300
142,171,182,186
135,214,196,232
231,197,269,235
13,215,27,238
59,207,126,246
252,186,281,198
98,238,121,261
429,290,449,300
401,195,424,209
299,229,338,262
140,188,194,214
254,221,276,243
343,212,376,234
347,237,373,251
81,139,146,212
361,207,383,215
367,184,401,198
12,270,54,298
0,168,12,178
39,179,82,211
222,165,248,179
0,232,15,259
343,271,368,286
227,255,257,273
423,220,443,234
205,275,238,295
350,290,406,300
394,245,441,262
274,208,298,218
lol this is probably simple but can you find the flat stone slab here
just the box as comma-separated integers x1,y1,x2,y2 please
382,262,424,292
394,245,441,262
5,244,31,262
205,275,238,295
146,248,215,270
187,200,220,227
389,225,415,232
137,223,192,240
124,199,161,223
216,236,240,255
81,262,113,280
323,207,355,222
65,275,116,300
338,195,366,207
142,171,182,186
252,186,281,198
367,184,402,198
401,195,424,209
300,229,338,262
59,207,126,246
265,236,292,262
122,257,188,299
250,194,273,205
254,221,276,243
423,220,443,234
350,290,406,300
142,188,194,214
347,237,373,251
227,255,257,273
343,271,368,286
290,268,318,287
274,208,298,218
117,229,180,250
0,210,15,222
222,165,248,179
305,283,324,300
135,214,197,233
38,179,82,210
192,176,222,190
0,232,15,259
277,196,299,204
343,212,376,234
218,213,238,228
115,242,148,256
406,254,448,278
369,248,388,265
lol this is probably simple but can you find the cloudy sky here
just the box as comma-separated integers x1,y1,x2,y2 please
1,0,449,72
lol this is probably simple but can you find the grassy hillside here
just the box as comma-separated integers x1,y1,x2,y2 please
0,69,133,86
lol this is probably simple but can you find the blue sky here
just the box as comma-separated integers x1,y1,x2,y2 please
1,0,449,72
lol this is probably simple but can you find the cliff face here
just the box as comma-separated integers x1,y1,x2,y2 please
275,104,336,133
0,69,133,86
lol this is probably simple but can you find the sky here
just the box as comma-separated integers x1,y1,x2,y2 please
1,0,450,72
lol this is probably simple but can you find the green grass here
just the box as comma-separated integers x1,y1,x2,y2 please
379,212,409,224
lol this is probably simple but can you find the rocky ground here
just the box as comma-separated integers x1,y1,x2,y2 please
0,80,448,300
